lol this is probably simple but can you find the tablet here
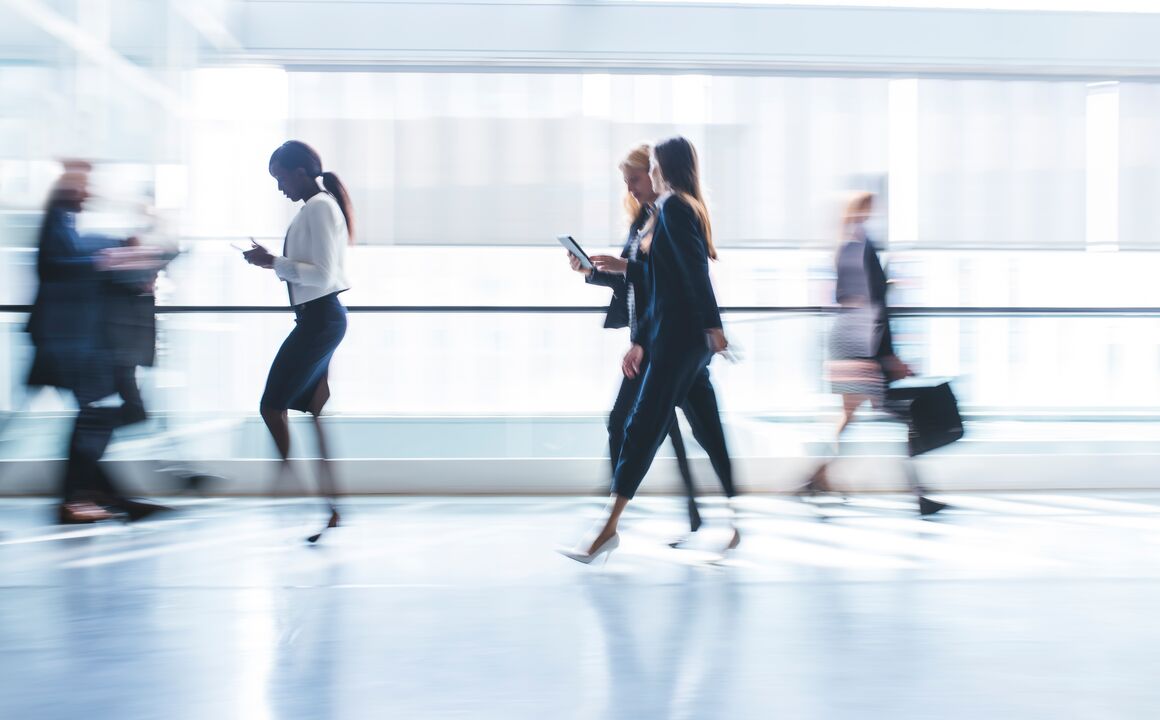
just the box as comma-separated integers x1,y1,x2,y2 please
557,235,593,270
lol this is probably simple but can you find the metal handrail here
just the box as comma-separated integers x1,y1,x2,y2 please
3,305,1160,316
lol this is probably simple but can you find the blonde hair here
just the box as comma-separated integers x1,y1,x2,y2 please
653,136,716,260
841,191,875,234
618,144,651,227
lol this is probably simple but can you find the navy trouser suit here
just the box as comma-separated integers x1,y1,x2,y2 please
612,195,735,499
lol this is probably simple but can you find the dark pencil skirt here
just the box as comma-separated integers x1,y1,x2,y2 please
260,292,347,413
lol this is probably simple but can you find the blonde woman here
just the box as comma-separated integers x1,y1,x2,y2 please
561,137,738,563
804,191,946,516
568,144,727,545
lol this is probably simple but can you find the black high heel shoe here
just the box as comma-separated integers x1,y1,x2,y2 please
918,497,948,516
669,504,704,548
307,507,341,544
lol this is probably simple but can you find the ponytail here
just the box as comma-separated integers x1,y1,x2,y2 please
271,140,355,245
320,171,355,245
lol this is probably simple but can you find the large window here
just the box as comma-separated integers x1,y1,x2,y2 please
4,67,1160,424
8,67,1156,255
913,79,1088,249
1119,82,1160,249
183,71,891,248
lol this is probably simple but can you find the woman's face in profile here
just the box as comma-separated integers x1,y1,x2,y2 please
270,160,309,202
623,167,656,206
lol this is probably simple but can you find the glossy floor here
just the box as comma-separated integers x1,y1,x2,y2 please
1,493,1158,719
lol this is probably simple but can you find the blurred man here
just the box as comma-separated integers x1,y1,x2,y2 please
26,162,173,523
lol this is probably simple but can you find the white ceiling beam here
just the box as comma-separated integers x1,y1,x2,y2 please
234,1,1160,77
1,0,186,114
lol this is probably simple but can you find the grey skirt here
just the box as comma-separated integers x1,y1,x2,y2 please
826,306,885,404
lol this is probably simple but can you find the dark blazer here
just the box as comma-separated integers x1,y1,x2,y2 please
25,208,119,390
586,207,650,343
103,286,158,368
25,207,166,389
835,233,894,358
633,195,722,352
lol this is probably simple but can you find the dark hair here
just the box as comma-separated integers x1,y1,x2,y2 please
653,136,715,259
270,140,355,244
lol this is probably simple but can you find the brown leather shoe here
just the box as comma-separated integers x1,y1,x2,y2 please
57,501,113,524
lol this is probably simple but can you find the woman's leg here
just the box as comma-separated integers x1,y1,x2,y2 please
259,404,297,496
667,416,702,532
809,393,866,491
584,493,631,556
837,393,864,438
260,405,291,460
608,373,643,478
307,376,339,514
680,369,739,546
260,319,300,479
300,304,347,538
259,315,314,493
679,368,734,497
904,444,948,516
586,349,710,555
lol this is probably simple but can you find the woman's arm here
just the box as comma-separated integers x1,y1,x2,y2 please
586,268,624,291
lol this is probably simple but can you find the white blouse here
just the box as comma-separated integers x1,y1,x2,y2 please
272,191,351,306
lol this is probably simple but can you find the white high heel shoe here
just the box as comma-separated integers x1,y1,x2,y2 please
558,533,620,565
724,499,742,552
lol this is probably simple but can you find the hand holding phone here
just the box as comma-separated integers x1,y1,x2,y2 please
240,238,275,269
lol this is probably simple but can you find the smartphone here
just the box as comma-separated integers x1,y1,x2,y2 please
231,238,257,253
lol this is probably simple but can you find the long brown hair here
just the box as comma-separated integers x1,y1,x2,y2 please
270,140,355,245
653,136,716,260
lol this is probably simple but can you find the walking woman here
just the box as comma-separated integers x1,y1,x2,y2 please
567,143,709,545
243,140,353,542
802,191,946,516
560,136,738,563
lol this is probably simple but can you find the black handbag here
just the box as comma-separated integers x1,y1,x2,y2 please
885,377,964,457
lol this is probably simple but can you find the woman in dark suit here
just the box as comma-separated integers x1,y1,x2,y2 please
568,144,706,542
560,136,738,563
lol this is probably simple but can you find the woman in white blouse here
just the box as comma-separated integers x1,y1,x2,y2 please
244,140,353,542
